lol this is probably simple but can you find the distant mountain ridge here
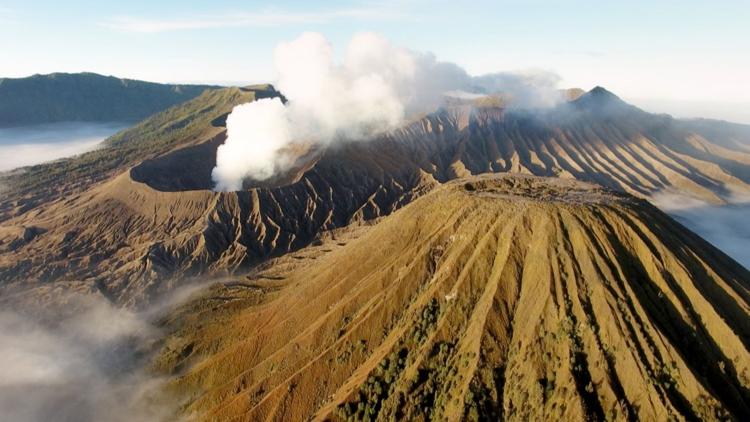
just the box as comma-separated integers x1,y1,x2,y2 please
0,72,218,127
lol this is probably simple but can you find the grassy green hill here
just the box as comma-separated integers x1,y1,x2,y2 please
0,72,218,127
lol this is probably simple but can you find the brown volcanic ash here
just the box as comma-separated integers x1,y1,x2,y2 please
1,87,750,305
153,174,750,421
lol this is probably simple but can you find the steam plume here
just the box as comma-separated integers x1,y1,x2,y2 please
0,295,166,422
0,281,213,422
212,32,561,191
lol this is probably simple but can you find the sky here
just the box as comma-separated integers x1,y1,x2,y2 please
1,0,749,122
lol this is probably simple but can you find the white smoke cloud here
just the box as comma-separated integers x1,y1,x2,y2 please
0,289,202,422
212,32,563,191
471,70,563,108
213,99,291,185
0,122,128,172
653,193,750,269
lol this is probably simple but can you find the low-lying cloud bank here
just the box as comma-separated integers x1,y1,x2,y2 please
211,32,561,190
0,294,176,422
653,193,750,269
0,122,128,171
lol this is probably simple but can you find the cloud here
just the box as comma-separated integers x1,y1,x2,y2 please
653,193,750,269
0,279,216,422
0,122,128,172
211,32,563,190
101,7,404,33
471,70,563,108
0,294,172,422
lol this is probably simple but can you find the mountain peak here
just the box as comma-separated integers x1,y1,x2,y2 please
571,85,630,111
586,85,622,101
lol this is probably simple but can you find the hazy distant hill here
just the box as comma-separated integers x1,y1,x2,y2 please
679,118,750,152
0,72,217,127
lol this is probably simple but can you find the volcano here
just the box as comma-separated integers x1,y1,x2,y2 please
0,86,749,421
154,174,750,421
1,87,749,305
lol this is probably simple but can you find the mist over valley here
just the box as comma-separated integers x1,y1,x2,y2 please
0,122,129,171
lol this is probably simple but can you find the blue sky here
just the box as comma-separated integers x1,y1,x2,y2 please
1,0,749,120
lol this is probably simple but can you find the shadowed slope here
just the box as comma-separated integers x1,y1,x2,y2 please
154,174,750,421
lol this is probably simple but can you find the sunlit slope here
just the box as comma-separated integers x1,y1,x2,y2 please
155,174,750,421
